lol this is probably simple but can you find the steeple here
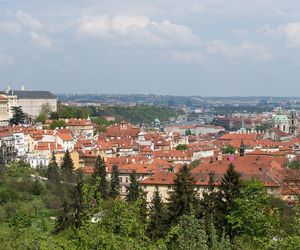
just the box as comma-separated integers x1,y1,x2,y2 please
240,139,246,157
21,83,25,91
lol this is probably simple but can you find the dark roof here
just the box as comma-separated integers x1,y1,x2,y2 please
9,90,56,99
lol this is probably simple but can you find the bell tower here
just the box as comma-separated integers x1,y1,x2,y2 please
289,110,298,136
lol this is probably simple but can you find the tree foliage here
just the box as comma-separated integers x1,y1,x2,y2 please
110,164,120,198
176,144,188,150
60,150,74,182
10,106,26,125
167,164,197,226
126,170,142,202
92,156,108,198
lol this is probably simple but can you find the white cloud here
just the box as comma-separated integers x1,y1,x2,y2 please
207,40,272,61
111,16,149,34
78,14,202,47
279,23,300,48
260,23,300,48
30,32,53,49
78,15,111,36
0,21,22,34
16,10,42,29
0,54,14,66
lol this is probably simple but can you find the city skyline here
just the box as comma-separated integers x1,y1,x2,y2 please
1,1,300,96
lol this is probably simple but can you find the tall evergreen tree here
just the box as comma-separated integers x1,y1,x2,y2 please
126,170,142,202
46,152,60,187
217,163,241,237
167,164,197,226
54,170,85,233
0,146,5,179
148,186,166,240
92,156,108,198
200,172,220,226
110,164,120,198
60,150,74,182
10,106,26,125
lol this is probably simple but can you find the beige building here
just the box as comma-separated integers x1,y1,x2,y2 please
0,84,57,119
13,90,57,117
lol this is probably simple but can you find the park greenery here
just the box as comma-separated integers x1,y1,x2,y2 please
51,104,183,124
0,154,300,249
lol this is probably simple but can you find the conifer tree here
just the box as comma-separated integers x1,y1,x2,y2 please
200,172,219,226
60,150,74,182
167,164,197,226
10,106,26,125
110,164,120,198
217,163,241,237
0,146,5,179
47,152,60,187
54,170,85,233
126,170,142,202
92,156,108,198
148,186,166,240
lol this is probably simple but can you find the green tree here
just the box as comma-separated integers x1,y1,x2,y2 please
222,145,235,154
0,146,5,180
200,172,220,227
126,170,142,202
50,120,66,130
10,106,26,125
209,222,231,250
167,164,197,226
60,150,74,182
54,171,85,232
176,144,189,150
110,164,120,198
30,178,46,195
92,156,108,198
217,163,241,237
227,179,278,245
148,186,166,240
185,129,192,136
8,212,31,229
164,214,208,250
40,103,52,115
46,153,60,187
35,113,47,124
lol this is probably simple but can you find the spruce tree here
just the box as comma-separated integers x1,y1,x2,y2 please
54,170,85,233
200,172,219,226
60,150,74,182
110,164,120,198
47,152,60,187
148,186,166,240
167,164,197,226
0,146,5,179
126,170,142,202
217,163,241,237
92,156,108,198
10,106,26,125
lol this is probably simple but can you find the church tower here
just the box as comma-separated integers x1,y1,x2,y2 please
240,139,246,157
289,110,298,136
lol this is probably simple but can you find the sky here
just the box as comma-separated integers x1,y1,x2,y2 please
1,0,300,96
